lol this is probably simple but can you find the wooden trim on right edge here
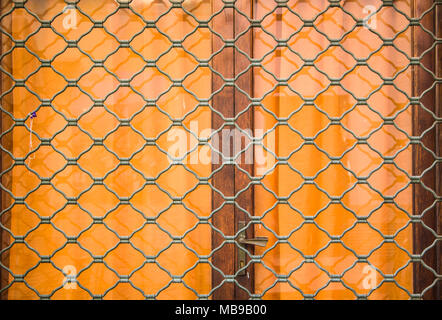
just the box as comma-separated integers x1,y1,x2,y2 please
412,0,441,300
436,0,441,301
0,6,3,300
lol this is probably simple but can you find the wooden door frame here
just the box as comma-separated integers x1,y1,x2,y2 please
233,0,254,300
412,0,441,300
211,0,254,300
211,0,236,300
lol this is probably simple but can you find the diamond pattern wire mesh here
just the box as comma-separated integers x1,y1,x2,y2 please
0,0,440,299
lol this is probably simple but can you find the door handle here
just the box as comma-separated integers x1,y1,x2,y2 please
237,221,268,276
238,236,268,247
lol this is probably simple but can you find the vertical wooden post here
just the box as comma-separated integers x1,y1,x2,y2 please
436,0,441,301
412,0,440,300
0,5,3,299
234,0,254,299
211,0,236,300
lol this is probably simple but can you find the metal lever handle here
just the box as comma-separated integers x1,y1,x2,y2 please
238,236,268,247
236,221,269,276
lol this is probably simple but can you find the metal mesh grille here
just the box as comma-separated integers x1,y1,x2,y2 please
0,0,440,299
